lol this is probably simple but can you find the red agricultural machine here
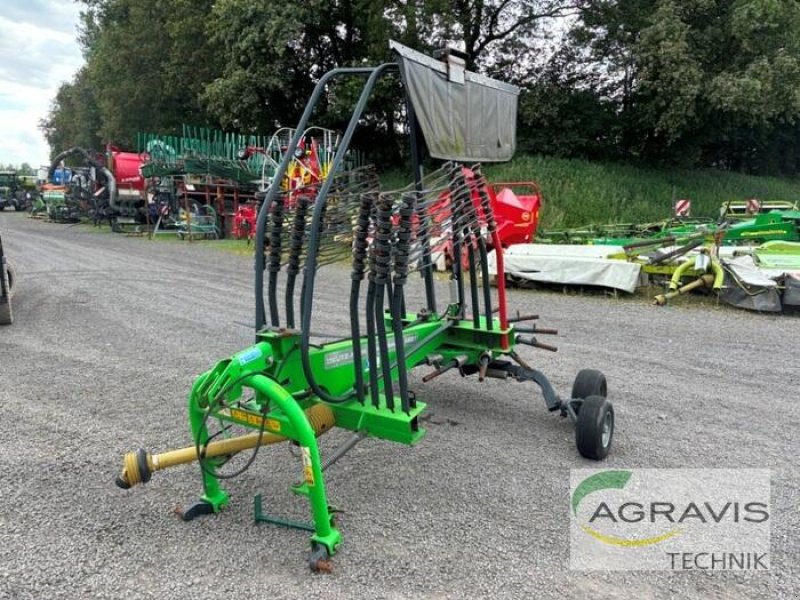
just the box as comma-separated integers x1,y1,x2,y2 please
487,180,541,246
421,166,541,268
41,145,149,229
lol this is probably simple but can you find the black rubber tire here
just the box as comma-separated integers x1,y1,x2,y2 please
575,395,614,460
6,261,15,297
0,263,12,326
571,369,607,400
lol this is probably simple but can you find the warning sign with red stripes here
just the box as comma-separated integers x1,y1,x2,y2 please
674,199,691,217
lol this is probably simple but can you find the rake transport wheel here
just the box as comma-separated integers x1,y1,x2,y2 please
571,368,607,400
6,261,15,296
575,395,614,460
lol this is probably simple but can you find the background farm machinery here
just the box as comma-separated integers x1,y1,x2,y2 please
35,146,147,227
138,125,361,239
0,230,14,324
0,170,34,212
36,122,542,250
537,205,799,247
505,197,800,311
115,42,614,571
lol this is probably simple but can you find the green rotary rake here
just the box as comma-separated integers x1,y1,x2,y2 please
116,42,615,572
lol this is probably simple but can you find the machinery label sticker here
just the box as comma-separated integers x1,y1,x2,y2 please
229,408,281,433
302,447,314,486
237,347,263,366
324,334,417,369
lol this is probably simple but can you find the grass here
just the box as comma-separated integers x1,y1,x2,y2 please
68,220,257,256
383,155,800,229
483,155,800,229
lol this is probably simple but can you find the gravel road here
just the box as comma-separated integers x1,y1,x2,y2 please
0,212,797,599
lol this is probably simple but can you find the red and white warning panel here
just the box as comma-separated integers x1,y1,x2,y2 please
747,198,761,214
674,198,691,217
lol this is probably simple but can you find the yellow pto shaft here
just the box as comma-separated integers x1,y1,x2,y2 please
653,273,716,306
116,403,335,489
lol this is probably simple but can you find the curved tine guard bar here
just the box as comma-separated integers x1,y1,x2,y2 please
253,64,400,406
254,67,384,333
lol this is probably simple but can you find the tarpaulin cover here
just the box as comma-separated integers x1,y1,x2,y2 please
391,40,520,162
784,272,800,306
720,256,782,312
487,245,643,293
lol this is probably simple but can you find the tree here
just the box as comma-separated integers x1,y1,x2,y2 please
563,0,800,173
447,0,589,72
631,1,702,155
41,0,222,153
40,67,103,157
82,0,221,147
201,0,584,166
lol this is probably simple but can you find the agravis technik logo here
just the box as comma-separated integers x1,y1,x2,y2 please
571,470,682,547
569,469,771,570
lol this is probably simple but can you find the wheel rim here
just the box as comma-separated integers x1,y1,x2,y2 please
601,410,613,448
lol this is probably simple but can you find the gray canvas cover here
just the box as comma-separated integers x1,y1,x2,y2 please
720,256,782,312
783,272,800,306
391,41,520,162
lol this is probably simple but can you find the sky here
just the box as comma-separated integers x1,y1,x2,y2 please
0,0,84,168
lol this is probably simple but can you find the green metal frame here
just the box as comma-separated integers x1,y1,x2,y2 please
186,308,513,555
122,47,610,572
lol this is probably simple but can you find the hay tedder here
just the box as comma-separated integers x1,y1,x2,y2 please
115,43,615,571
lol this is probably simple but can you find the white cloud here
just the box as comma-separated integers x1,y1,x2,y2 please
0,1,84,167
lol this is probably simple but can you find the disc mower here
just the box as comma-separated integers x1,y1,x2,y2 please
116,42,615,571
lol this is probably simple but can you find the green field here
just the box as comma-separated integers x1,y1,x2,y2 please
486,156,800,229
385,155,800,230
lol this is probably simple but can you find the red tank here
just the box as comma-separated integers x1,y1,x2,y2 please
107,145,147,191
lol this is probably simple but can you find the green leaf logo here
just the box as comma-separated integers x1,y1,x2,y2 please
572,470,682,547
572,470,632,516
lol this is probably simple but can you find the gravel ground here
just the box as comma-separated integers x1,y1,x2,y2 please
0,212,797,599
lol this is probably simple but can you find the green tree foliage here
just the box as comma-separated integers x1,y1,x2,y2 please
40,67,103,156
42,0,581,163
40,0,800,176
202,1,570,164
86,0,221,146
559,0,800,173
202,0,411,163
202,0,341,132
41,0,221,154
0,163,35,175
